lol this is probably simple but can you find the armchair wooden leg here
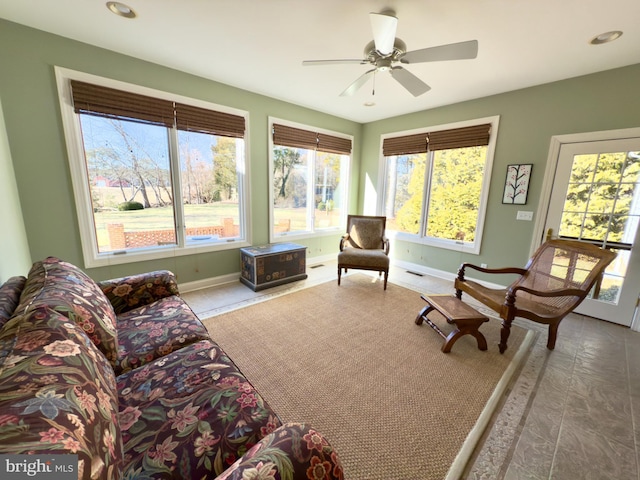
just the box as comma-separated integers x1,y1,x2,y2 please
383,271,388,290
547,323,558,350
337,266,341,286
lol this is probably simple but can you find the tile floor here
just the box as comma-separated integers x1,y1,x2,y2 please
182,260,640,480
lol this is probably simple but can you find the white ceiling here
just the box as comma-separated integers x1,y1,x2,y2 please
1,0,639,123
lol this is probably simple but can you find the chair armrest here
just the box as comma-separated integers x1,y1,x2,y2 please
216,423,343,480
382,236,390,255
509,285,586,299
339,233,350,251
457,262,527,280
97,270,180,315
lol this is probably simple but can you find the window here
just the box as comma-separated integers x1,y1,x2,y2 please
381,117,499,253
269,120,351,239
56,68,249,267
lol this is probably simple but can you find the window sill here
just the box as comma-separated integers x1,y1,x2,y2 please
83,239,251,268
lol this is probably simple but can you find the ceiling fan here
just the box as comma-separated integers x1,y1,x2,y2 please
302,10,478,97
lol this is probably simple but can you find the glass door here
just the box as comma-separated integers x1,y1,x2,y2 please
544,138,640,326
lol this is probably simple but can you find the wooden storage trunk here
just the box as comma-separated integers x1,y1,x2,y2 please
240,243,307,291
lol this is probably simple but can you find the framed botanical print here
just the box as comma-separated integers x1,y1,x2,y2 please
502,164,532,204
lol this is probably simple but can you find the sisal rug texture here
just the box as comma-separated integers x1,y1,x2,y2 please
202,274,530,480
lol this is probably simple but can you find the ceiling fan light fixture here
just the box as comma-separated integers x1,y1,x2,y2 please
590,30,622,45
106,2,136,19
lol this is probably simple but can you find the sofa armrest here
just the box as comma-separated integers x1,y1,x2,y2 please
216,423,344,480
97,270,180,315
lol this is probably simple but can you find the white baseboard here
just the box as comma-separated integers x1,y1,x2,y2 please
180,256,508,294
392,258,508,290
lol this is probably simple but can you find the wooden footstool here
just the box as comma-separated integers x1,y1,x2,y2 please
415,294,489,353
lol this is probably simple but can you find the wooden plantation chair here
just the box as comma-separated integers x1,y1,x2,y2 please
338,215,390,290
455,239,616,353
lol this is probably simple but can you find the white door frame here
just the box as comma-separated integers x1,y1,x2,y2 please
533,126,640,330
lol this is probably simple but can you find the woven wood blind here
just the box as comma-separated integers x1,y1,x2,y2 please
382,133,428,156
273,124,352,155
383,123,492,156
317,133,352,155
427,124,491,151
175,103,245,138
71,80,246,138
71,80,174,127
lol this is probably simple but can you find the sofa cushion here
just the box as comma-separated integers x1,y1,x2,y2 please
114,295,210,375
0,276,26,328
0,307,122,479
117,340,281,479
17,257,119,365
98,270,180,316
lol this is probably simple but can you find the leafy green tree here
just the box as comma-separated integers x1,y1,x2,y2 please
561,152,639,243
426,147,484,241
211,137,238,201
391,146,485,241
273,147,302,199
395,155,425,234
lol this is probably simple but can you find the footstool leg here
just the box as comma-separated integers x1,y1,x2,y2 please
441,329,464,353
415,305,434,325
471,330,488,351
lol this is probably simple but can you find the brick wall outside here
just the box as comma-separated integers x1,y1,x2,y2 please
106,218,240,250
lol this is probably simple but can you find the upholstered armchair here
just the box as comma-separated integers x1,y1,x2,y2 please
338,215,390,289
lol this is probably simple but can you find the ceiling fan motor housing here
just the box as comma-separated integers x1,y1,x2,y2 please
364,38,407,66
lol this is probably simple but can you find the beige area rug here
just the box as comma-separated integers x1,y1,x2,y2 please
201,274,535,480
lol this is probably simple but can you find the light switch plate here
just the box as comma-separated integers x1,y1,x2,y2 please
517,211,534,221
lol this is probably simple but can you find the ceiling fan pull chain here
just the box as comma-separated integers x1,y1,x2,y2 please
372,70,377,96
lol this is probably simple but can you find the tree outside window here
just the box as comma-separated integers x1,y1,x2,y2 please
270,120,351,239
381,119,498,253
57,70,248,266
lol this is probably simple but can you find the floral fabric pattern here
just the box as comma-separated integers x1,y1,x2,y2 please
218,423,344,480
98,270,179,316
1,259,343,480
114,295,210,375
0,307,122,480
0,276,26,327
117,339,282,479
18,257,119,365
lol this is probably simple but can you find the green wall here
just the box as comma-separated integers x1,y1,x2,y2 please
1,18,640,283
0,98,31,282
362,64,640,274
0,19,361,282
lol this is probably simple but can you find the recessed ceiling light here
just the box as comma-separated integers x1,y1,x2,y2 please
590,30,622,45
106,2,136,19
364,102,376,107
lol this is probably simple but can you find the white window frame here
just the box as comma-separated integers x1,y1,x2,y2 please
378,116,500,255
55,67,251,267
268,117,352,242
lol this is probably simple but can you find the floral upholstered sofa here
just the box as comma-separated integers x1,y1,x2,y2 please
0,257,343,480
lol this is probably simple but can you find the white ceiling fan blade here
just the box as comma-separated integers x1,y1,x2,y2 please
369,12,397,55
390,67,431,97
340,69,376,97
401,40,478,64
302,59,366,66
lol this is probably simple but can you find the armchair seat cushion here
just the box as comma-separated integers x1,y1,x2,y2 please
338,248,390,269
